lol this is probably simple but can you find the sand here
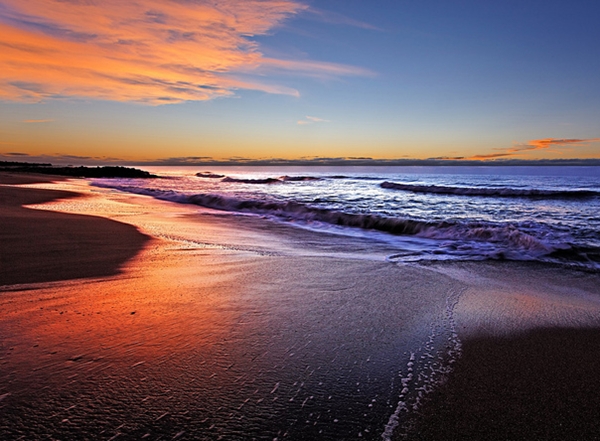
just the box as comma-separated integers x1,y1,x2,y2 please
403,263,600,441
0,173,151,285
1,173,600,440
407,327,600,440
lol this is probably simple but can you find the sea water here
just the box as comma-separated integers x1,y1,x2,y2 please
94,165,600,271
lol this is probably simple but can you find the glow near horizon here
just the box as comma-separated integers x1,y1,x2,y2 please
0,0,599,164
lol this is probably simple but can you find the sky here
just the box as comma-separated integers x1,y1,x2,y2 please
1,0,599,165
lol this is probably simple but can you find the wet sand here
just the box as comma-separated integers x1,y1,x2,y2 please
1,175,600,440
0,175,463,440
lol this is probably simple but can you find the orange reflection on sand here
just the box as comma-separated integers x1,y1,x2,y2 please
0,243,258,389
0,182,272,393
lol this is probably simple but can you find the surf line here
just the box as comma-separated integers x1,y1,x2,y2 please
381,288,463,440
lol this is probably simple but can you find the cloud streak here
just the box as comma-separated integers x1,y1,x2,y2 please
465,138,600,160
512,138,600,153
0,0,369,104
297,115,330,125
4,152,600,167
305,7,382,31
21,118,54,123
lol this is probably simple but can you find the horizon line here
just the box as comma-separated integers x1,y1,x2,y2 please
3,158,600,167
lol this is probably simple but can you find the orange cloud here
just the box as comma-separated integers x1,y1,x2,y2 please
0,0,368,104
512,138,600,153
464,138,600,160
21,119,54,123
466,153,513,160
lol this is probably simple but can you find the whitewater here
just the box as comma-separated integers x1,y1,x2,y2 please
94,165,600,271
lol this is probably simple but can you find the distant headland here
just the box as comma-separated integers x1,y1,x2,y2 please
0,161,156,178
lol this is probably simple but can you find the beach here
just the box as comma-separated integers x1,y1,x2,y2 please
1,173,600,440
0,173,151,286
404,262,600,440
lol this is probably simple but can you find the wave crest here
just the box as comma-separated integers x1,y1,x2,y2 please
196,171,224,178
381,181,599,199
94,184,573,262
221,177,281,184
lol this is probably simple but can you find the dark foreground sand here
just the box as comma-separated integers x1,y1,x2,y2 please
1,174,600,440
0,173,150,285
408,327,600,441
401,262,600,441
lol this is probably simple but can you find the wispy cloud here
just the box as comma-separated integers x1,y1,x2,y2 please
511,138,600,153
261,58,375,79
467,152,513,160
0,0,371,104
155,156,214,164
21,118,54,123
465,137,600,160
297,115,330,125
305,7,382,31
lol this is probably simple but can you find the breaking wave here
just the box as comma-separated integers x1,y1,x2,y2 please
93,183,591,265
381,181,600,199
279,175,323,182
218,176,321,184
196,171,225,178
196,173,377,184
221,177,281,184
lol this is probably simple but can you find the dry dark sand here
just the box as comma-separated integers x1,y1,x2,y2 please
408,327,600,441
0,172,67,185
0,173,150,285
402,262,600,441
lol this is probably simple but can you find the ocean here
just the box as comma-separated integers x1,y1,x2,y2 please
95,165,600,271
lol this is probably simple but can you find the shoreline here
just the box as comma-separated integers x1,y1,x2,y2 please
1,173,600,440
401,261,600,440
0,172,151,286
